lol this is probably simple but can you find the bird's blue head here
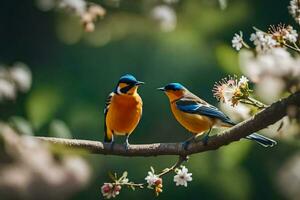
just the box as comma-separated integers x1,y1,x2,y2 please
115,74,144,94
157,83,186,92
158,83,187,101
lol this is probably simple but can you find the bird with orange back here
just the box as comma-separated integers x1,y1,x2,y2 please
104,74,144,149
158,83,277,150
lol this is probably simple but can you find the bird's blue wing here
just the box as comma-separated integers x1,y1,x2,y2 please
175,99,235,125
104,92,114,142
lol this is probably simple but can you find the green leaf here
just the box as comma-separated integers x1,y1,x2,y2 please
9,116,34,136
49,119,72,139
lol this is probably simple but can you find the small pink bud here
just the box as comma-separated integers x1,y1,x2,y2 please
114,185,122,192
155,178,162,185
101,183,112,193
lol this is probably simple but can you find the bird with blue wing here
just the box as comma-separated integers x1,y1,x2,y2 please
158,83,277,150
104,74,144,149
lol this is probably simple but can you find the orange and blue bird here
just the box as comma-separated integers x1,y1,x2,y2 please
158,83,277,149
104,74,144,149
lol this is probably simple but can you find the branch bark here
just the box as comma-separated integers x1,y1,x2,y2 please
36,92,300,157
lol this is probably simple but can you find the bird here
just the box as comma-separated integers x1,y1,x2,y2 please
104,74,144,149
158,83,277,150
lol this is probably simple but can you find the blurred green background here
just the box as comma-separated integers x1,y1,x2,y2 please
0,0,298,199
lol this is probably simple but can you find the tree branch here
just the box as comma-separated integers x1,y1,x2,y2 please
36,92,300,157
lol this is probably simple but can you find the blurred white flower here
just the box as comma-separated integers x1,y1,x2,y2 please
220,102,251,122
0,62,31,101
0,79,16,100
9,62,32,93
277,153,300,199
145,171,160,186
285,26,298,43
232,32,243,51
59,0,87,15
289,0,300,24
260,116,299,139
36,0,56,11
255,76,285,104
218,0,227,10
250,31,277,53
239,48,297,83
163,0,179,4
151,5,177,32
239,47,300,102
0,124,91,199
63,156,91,185
173,166,192,187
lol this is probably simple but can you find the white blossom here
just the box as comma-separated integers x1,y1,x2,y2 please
250,31,277,53
238,76,249,87
285,26,298,43
163,0,179,4
151,5,177,32
173,166,192,187
289,0,300,24
255,76,285,104
277,153,300,200
240,48,298,82
232,32,243,51
222,85,237,104
145,171,159,186
0,79,16,101
9,62,32,92
213,77,239,105
36,0,56,11
239,48,300,101
59,0,87,15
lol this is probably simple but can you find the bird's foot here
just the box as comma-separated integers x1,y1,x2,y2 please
109,141,115,150
181,140,191,151
124,141,130,151
202,134,209,146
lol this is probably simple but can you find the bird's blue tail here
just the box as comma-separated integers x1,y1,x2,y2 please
246,133,277,147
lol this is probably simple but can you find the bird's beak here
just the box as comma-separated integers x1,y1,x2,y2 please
135,81,145,86
157,87,165,91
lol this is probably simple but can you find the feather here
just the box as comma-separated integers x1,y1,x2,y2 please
246,133,277,147
104,92,114,142
175,98,235,126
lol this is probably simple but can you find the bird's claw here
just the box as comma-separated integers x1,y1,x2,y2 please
182,140,190,151
109,141,115,150
202,134,209,146
124,141,130,151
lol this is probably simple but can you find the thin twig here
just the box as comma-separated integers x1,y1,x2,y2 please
157,155,188,177
240,97,268,109
109,155,188,189
284,43,300,53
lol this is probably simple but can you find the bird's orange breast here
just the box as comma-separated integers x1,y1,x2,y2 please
106,93,142,135
171,102,215,135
